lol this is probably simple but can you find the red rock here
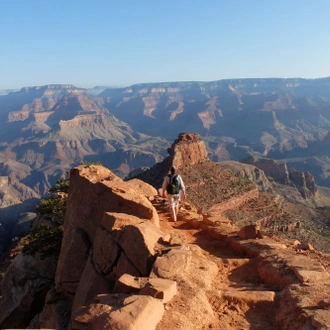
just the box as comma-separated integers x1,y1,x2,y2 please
237,224,261,240
150,246,192,279
72,253,111,312
113,274,177,303
167,133,209,168
56,165,159,297
297,243,314,251
74,294,164,330
127,178,158,198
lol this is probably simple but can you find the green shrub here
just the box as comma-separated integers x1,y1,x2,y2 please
22,175,70,259
35,197,67,222
22,224,63,260
36,174,69,221
49,174,70,193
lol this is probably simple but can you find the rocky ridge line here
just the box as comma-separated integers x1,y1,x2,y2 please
0,133,330,329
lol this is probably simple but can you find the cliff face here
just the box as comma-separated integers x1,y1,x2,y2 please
1,162,330,329
1,85,87,116
0,85,169,229
135,133,256,212
96,78,330,191
167,132,209,168
242,156,317,199
1,133,330,329
99,78,330,154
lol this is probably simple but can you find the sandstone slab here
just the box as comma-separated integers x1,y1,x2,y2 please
288,256,330,283
237,224,261,240
92,226,121,274
72,252,111,312
203,213,233,226
127,178,158,198
150,246,192,279
311,309,330,329
222,288,276,306
111,221,166,276
113,274,177,303
74,294,164,330
139,278,177,303
110,251,141,280
113,273,149,294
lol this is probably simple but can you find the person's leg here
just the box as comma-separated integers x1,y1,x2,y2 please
173,195,179,221
170,207,177,222
167,195,177,222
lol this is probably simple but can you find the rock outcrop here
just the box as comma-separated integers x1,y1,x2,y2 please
135,133,257,212
1,134,330,329
0,252,57,329
289,167,317,198
242,156,318,198
167,132,209,168
55,165,159,296
26,164,181,329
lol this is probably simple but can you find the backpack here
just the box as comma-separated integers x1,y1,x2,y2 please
166,174,180,194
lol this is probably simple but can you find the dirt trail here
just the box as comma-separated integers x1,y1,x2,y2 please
153,197,280,330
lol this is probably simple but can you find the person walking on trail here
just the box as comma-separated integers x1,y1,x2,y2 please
162,165,186,222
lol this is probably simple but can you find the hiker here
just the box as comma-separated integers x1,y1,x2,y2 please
162,165,186,222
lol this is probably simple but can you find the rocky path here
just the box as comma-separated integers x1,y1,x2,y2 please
153,197,281,330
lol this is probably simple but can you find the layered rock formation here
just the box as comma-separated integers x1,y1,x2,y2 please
24,164,174,329
0,84,168,233
1,134,330,329
242,156,317,198
167,132,209,168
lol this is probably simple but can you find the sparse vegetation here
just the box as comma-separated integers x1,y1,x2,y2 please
21,175,70,259
49,172,70,193
35,197,67,221
179,162,256,212
21,224,63,260
81,160,102,166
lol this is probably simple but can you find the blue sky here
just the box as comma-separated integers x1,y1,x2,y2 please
1,0,330,89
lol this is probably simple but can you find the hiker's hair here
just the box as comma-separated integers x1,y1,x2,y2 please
170,166,176,174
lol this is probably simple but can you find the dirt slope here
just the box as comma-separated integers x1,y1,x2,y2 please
154,197,281,330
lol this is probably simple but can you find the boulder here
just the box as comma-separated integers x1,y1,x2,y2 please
110,251,141,280
127,178,158,198
111,222,165,276
237,224,261,240
113,274,177,303
167,132,209,168
72,251,111,312
73,294,164,330
56,165,159,298
0,253,56,329
150,246,192,279
297,243,314,251
13,212,36,237
311,310,330,329
92,226,121,275
139,278,177,303
101,212,167,277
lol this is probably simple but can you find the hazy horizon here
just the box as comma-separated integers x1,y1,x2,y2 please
2,0,330,89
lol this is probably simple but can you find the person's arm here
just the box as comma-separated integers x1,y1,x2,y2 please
162,176,169,198
179,175,186,200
